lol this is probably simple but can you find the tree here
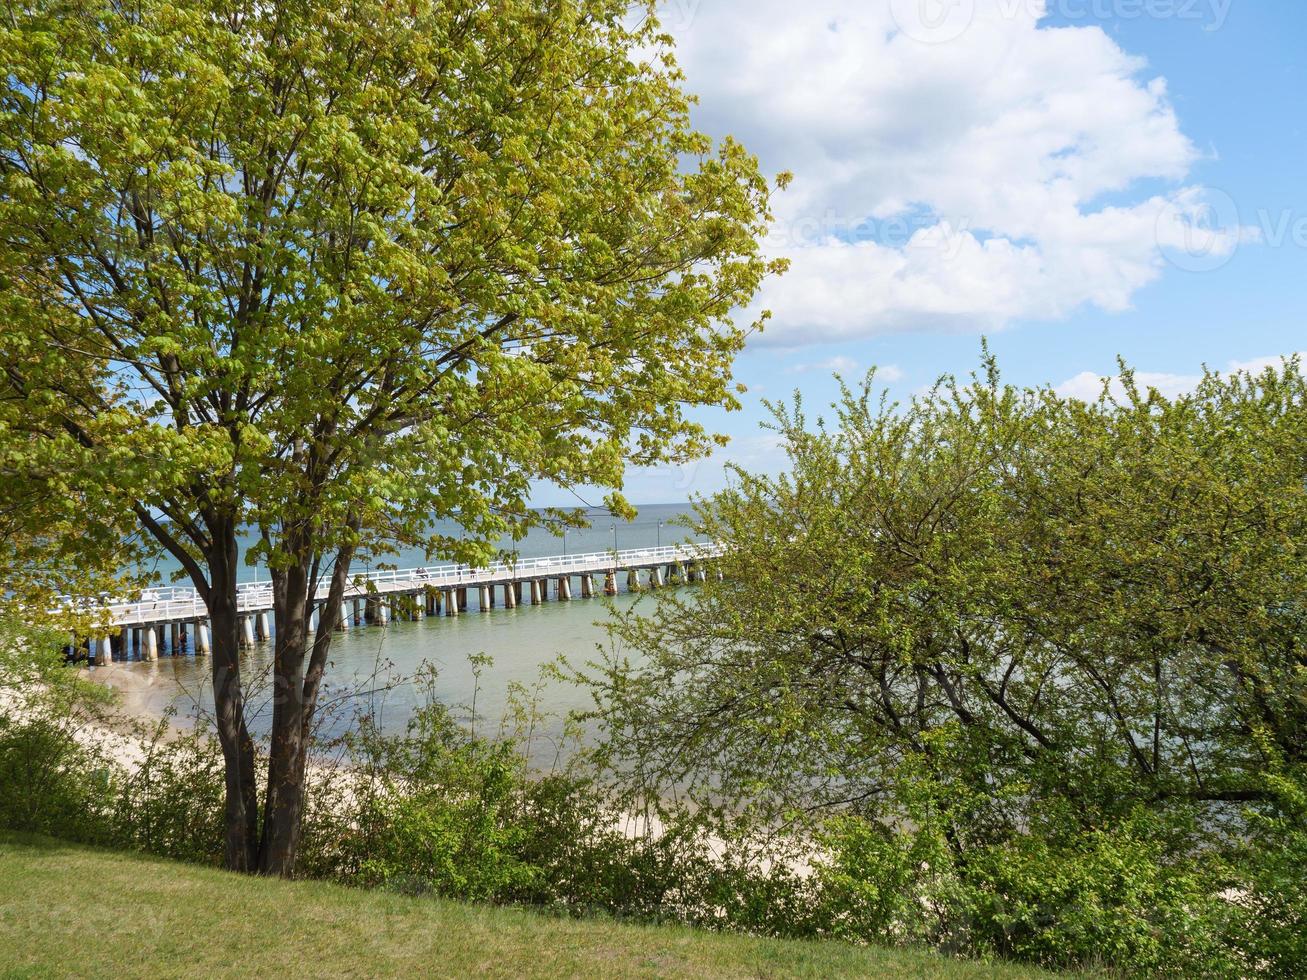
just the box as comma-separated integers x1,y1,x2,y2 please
0,0,783,874
593,357,1307,834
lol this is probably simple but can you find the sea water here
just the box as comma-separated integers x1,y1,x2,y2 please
93,504,696,761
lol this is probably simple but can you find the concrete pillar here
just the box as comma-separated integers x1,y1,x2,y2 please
503,582,517,608
485,585,495,609
353,598,364,625
94,636,112,666
444,589,458,617
338,603,350,631
377,601,390,626
558,576,572,600
240,616,255,649
425,591,438,616
255,612,270,641
627,569,641,592
605,572,618,596
478,585,491,612
143,627,159,661
457,587,469,612
580,575,592,599
196,621,211,656
117,627,130,658
130,628,141,658
413,595,425,620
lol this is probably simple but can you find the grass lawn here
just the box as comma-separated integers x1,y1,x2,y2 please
0,833,1058,979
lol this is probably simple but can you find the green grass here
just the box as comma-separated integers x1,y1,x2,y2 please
0,834,1057,979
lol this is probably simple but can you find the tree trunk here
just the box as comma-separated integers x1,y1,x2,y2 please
258,559,312,876
257,539,356,876
206,520,259,872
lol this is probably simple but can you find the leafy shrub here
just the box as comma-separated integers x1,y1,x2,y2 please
110,719,226,865
1227,768,1307,978
0,713,114,843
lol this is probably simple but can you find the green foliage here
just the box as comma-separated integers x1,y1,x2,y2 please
0,714,114,842
110,721,226,865
586,354,1307,974
0,617,117,841
1229,764,1307,977
1,0,781,871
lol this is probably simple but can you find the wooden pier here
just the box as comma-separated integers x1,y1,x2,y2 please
64,543,723,664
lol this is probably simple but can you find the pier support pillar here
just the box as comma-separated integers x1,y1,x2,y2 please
457,587,469,612
377,601,390,626
425,591,438,616
196,621,211,656
255,612,270,642
240,616,255,649
94,636,112,666
503,582,517,608
558,576,572,601
338,603,350,631
627,569,641,592
444,589,458,617
605,572,618,596
143,627,159,661
477,586,490,612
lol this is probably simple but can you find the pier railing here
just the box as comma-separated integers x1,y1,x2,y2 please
62,542,723,628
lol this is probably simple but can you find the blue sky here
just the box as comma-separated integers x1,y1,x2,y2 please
550,1,1306,507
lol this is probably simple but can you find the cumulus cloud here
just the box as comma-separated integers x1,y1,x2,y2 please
1057,351,1307,400
665,0,1249,343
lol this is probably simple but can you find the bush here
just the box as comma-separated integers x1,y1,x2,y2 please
110,719,226,865
0,713,114,843
1228,768,1307,978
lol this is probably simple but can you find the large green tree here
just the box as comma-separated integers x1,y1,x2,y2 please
0,0,782,873
595,357,1307,833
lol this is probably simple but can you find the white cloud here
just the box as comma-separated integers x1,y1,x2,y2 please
1227,351,1307,375
787,356,905,380
667,0,1249,343
788,354,858,374
1056,369,1201,401
1057,351,1306,400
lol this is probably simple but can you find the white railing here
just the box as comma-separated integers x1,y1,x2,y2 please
64,542,723,627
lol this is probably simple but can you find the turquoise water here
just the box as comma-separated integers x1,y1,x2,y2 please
95,504,696,760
